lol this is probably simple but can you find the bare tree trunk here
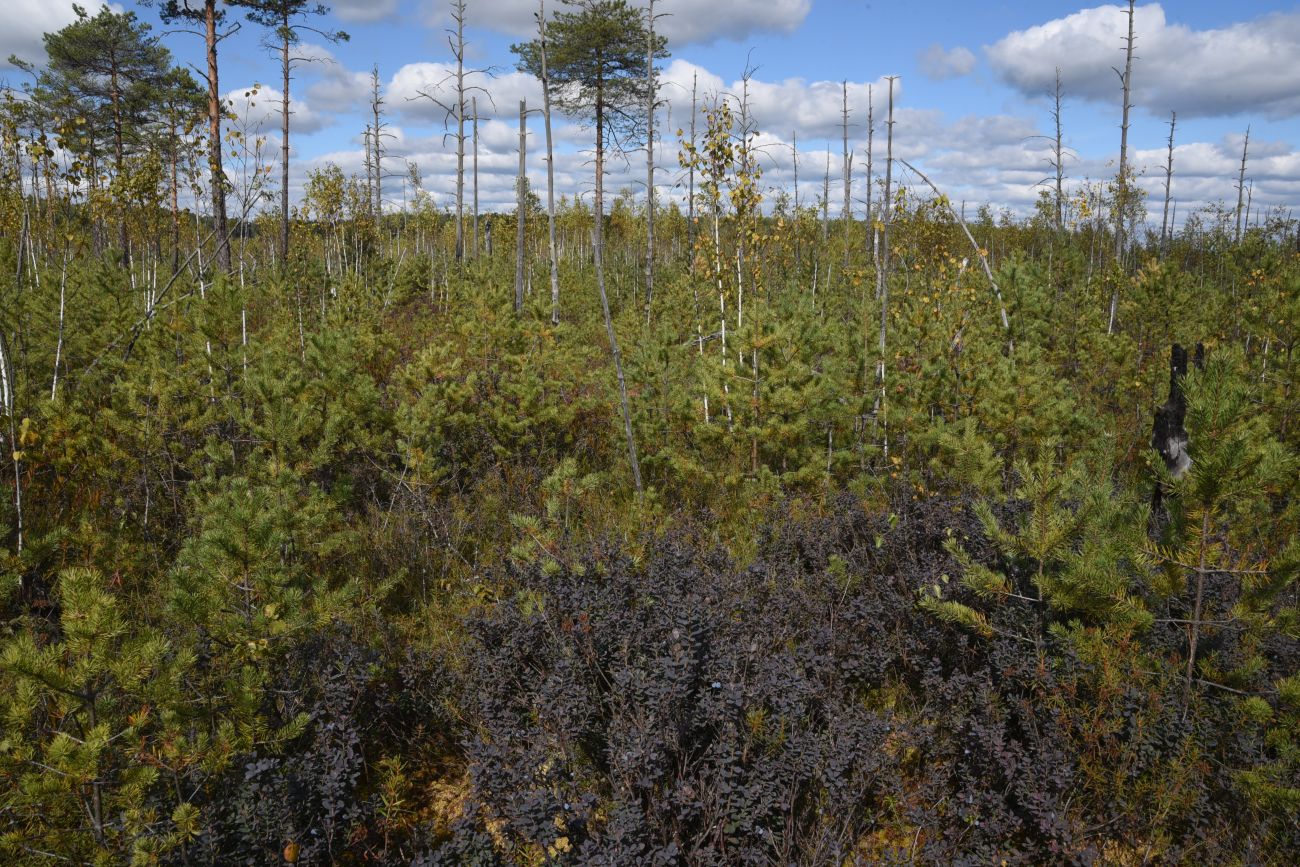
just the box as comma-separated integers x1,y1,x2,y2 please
792,130,799,269
50,249,69,401
1051,68,1066,231
1185,508,1211,709
472,95,480,258
0,324,19,557
1109,0,1135,333
1235,126,1250,243
643,0,657,319
515,99,527,313
594,89,643,495
877,76,896,458
841,80,852,267
205,0,230,273
170,109,181,274
280,11,291,263
821,147,830,242
537,1,560,324
686,71,697,275
901,159,1012,348
1161,111,1177,253
371,66,385,219
453,1,466,261
866,85,874,263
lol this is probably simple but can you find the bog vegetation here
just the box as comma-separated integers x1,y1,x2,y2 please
1,1,1298,864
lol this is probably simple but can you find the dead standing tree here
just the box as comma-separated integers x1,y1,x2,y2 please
531,0,560,323
864,84,874,262
365,66,394,220
1235,125,1250,243
471,95,479,256
409,0,492,263
1040,68,1071,231
1160,111,1176,252
515,98,528,313
841,79,853,268
875,75,897,458
0,326,18,555
642,0,665,320
233,0,348,265
1108,0,1136,334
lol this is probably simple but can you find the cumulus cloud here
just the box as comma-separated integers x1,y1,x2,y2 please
987,3,1300,119
267,51,1300,224
299,43,374,113
226,84,331,137
389,62,543,123
330,0,400,24
0,0,123,69
421,0,810,47
918,44,977,81
659,59,896,141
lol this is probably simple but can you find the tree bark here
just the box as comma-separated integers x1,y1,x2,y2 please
643,0,657,319
1160,111,1176,253
280,10,291,263
472,95,480,258
537,0,560,324
453,1,466,261
686,71,697,276
515,99,527,313
594,73,642,495
205,0,230,273
1052,68,1066,231
841,80,852,267
877,77,896,458
1109,0,1135,332
1235,126,1250,243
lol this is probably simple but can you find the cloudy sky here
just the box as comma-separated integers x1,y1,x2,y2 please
3,0,1299,226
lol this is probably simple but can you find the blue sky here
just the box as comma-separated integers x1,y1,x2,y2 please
4,1,1299,225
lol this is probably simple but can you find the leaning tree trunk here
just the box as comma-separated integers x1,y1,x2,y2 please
593,85,643,495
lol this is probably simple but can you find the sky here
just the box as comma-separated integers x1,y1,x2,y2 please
3,0,1299,227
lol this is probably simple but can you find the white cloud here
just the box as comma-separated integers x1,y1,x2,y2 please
0,0,123,69
265,52,1300,224
659,59,896,142
420,0,810,46
918,44,976,81
987,3,1300,119
226,84,331,136
389,62,543,123
330,0,400,24
299,43,374,113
